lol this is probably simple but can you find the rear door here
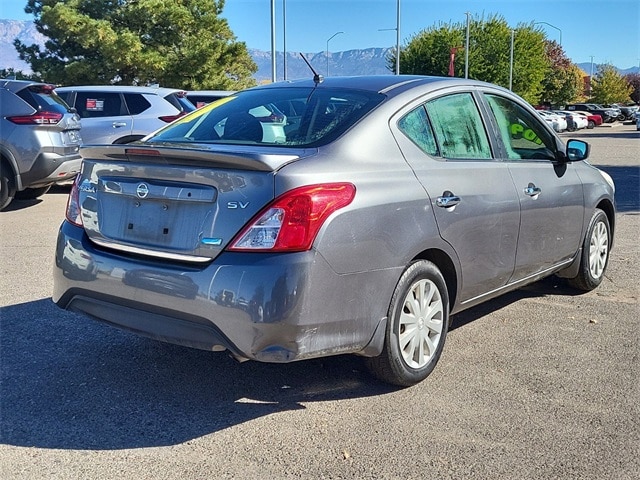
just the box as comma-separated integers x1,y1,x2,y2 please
392,90,521,304
73,91,134,144
481,92,584,280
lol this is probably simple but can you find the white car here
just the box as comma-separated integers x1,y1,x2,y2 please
635,111,640,131
537,110,567,132
554,110,588,131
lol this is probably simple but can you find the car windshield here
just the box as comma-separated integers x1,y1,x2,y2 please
146,86,384,147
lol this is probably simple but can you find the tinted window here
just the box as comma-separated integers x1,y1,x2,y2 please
484,94,557,161
16,85,69,114
398,106,439,156
75,92,125,118
123,93,151,115
425,93,492,159
148,87,384,147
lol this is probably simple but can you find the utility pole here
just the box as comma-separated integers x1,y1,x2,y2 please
464,12,471,79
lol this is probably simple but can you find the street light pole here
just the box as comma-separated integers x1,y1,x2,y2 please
534,21,562,45
326,31,344,77
283,0,287,80
270,0,276,82
589,55,595,99
464,12,471,79
509,29,514,90
395,0,400,75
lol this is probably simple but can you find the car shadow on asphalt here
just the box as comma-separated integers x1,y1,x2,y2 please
0,277,586,451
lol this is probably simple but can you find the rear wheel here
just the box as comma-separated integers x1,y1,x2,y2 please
587,120,595,129
15,185,51,200
567,209,610,291
366,260,449,387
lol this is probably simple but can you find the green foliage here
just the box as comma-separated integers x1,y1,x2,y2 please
0,68,43,81
540,41,584,105
394,14,549,104
14,0,257,89
590,65,633,104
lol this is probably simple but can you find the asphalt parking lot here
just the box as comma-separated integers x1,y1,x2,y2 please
1,124,638,479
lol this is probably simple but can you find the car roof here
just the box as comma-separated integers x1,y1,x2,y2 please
55,85,186,95
251,75,508,98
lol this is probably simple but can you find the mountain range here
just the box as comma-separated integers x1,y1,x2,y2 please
2,19,637,82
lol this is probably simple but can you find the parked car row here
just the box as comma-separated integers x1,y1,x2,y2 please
536,109,597,132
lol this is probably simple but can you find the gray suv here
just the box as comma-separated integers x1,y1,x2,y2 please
56,85,195,145
1,79,82,211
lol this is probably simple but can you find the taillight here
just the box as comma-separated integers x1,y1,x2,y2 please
7,111,63,125
159,111,187,123
228,183,356,252
65,175,83,227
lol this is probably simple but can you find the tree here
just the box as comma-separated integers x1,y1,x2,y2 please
14,0,257,89
392,14,549,104
0,68,42,81
590,64,633,104
623,73,640,104
539,41,584,106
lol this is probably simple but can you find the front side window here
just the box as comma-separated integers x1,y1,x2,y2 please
425,93,492,159
484,94,557,160
147,87,384,147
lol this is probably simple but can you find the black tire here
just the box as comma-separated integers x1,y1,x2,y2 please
366,260,449,387
0,167,16,211
587,120,595,129
567,209,610,291
15,185,51,200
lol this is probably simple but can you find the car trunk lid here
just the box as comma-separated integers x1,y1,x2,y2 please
75,144,314,262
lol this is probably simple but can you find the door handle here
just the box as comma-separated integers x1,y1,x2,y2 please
436,193,461,208
112,122,127,128
524,183,542,197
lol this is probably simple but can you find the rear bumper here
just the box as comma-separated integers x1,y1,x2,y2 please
53,221,394,362
20,152,82,188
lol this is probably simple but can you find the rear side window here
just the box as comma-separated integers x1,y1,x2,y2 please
425,93,492,159
123,93,151,115
75,92,125,118
16,85,69,114
163,93,195,113
398,106,439,156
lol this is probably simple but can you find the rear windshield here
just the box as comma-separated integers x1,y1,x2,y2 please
17,85,70,114
147,87,384,147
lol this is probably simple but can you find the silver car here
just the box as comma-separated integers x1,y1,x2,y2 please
1,79,82,210
53,76,615,386
56,85,195,145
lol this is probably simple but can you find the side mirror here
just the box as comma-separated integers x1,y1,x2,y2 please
566,139,590,161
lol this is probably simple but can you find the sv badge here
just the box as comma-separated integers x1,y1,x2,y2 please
227,201,250,209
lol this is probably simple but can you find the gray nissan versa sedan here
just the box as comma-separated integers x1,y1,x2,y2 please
53,75,615,387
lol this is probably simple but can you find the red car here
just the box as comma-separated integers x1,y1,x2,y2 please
573,111,602,129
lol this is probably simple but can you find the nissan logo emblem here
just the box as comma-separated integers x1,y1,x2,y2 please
136,183,149,199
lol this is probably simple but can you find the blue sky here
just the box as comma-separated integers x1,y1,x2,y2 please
2,0,639,69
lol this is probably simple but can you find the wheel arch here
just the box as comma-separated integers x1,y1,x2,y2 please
0,147,21,190
412,248,458,312
596,198,615,250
